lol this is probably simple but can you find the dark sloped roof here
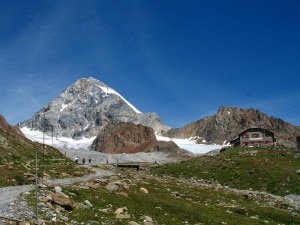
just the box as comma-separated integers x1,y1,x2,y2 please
239,127,274,138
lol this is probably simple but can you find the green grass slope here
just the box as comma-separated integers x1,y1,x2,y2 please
152,147,300,196
32,168,300,225
23,146,300,225
0,127,88,187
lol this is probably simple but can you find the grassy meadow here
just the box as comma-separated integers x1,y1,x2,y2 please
28,146,300,225
0,128,89,187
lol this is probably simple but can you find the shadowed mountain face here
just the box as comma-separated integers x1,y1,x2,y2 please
91,121,182,154
19,77,169,139
163,106,300,147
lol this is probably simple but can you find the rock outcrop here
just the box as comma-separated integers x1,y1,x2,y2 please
19,77,169,139
163,106,300,146
91,121,182,154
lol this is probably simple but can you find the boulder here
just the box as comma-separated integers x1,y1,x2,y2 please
54,186,62,193
139,187,149,194
115,207,128,215
105,180,127,193
84,200,93,208
51,192,75,210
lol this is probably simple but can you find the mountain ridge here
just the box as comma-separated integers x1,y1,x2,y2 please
19,77,169,139
162,106,300,147
17,77,300,149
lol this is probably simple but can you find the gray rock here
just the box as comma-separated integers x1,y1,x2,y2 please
105,181,126,193
83,200,93,208
19,77,169,139
115,207,128,215
139,187,149,194
59,215,69,222
54,186,62,193
51,192,75,210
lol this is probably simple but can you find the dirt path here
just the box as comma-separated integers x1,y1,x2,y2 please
43,167,115,187
0,167,114,222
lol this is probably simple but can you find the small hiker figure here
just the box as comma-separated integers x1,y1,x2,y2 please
75,156,78,164
88,158,91,165
82,157,86,165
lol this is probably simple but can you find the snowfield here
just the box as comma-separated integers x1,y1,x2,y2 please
156,135,224,154
21,127,94,150
21,127,225,164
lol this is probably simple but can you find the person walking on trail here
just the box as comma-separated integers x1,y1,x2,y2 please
75,156,78,164
88,158,91,165
82,157,86,165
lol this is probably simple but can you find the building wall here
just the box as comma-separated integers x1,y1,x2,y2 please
240,130,274,146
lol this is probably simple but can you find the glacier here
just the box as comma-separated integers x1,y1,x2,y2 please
21,127,223,155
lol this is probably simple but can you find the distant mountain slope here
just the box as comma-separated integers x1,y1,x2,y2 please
0,115,78,187
0,115,24,137
162,106,300,147
19,77,169,139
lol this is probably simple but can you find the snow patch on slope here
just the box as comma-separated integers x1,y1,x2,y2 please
21,127,95,150
21,127,224,155
96,84,141,114
156,135,223,154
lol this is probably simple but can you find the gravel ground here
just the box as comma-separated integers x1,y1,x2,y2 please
0,168,114,224
0,185,35,223
59,147,191,165
0,146,189,224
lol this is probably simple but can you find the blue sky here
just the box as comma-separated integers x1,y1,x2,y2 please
1,0,300,128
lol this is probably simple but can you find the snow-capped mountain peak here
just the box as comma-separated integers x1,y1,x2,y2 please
19,77,167,139
94,83,141,114
58,77,141,114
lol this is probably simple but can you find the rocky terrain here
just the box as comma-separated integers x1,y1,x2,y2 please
19,77,169,140
91,120,186,154
163,106,300,146
2,165,299,225
0,167,114,225
1,113,299,224
17,78,300,151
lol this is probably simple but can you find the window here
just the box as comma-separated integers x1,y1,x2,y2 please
242,134,249,138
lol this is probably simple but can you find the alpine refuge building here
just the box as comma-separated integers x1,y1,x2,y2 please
230,127,276,147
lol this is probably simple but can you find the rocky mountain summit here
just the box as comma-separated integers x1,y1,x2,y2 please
19,77,169,139
91,120,183,154
17,77,299,151
163,106,300,147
